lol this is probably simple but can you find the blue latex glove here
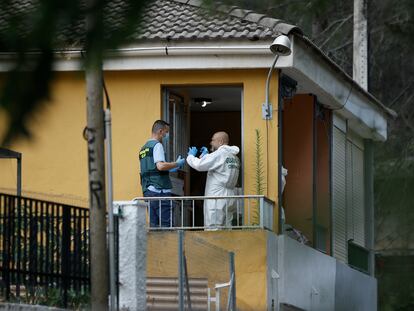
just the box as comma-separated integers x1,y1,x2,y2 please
169,167,178,172
187,146,198,157
200,146,209,158
176,155,185,168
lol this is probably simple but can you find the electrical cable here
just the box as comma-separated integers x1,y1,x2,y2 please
332,83,354,111
79,50,111,110
103,76,111,110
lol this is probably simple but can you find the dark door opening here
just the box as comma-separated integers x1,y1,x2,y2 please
163,85,243,226
282,94,332,253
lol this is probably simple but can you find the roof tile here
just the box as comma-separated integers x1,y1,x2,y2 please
0,0,301,48
244,12,267,24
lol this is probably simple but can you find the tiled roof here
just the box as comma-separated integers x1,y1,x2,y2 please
0,0,302,48
135,0,302,42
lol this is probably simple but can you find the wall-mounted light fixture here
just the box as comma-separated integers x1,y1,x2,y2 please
263,34,292,120
194,97,212,108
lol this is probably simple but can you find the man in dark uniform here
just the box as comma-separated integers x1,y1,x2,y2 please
139,120,185,227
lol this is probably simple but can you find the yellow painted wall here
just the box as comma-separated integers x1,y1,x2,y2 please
0,69,279,220
147,230,269,311
0,71,88,206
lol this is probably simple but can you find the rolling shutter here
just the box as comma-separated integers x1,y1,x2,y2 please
332,115,366,264
332,126,347,263
347,139,365,247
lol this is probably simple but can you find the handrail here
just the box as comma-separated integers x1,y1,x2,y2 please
118,195,275,231
133,194,273,201
214,272,235,311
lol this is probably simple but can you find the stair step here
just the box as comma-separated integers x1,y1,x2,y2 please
148,286,207,294
147,277,208,286
146,277,209,311
147,294,209,303
147,301,207,311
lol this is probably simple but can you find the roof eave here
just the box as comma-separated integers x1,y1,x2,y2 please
296,34,396,120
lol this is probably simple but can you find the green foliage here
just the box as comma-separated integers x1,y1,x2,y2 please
376,256,414,311
8,286,90,310
254,129,266,196
251,129,266,225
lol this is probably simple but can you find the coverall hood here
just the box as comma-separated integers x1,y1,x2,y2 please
217,144,239,155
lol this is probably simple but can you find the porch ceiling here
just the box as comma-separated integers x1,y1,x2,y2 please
169,86,241,112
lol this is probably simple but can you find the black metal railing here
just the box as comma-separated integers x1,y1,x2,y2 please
0,193,90,307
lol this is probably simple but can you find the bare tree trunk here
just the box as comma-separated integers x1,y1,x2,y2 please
312,13,324,39
85,0,109,309
86,61,109,311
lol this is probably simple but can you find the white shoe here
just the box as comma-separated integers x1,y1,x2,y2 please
204,227,219,231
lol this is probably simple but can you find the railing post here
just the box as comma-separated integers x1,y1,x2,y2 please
2,195,11,300
117,201,147,310
61,206,71,308
16,156,22,197
229,252,236,311
16,196,22,298
259,197,264,228
215,288,220,311
207,288,211,311
28,199,37,297
269,199,274,231
183,254,192,311
178,230,184,311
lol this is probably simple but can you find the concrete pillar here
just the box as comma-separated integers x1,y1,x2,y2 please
353,0,368,90
116,201,147,311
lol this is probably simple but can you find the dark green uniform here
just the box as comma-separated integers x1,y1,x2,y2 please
139,140,172,192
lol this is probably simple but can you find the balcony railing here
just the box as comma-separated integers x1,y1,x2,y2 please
128,195,275,231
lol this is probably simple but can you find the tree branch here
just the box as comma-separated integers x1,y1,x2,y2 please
317,14,353,47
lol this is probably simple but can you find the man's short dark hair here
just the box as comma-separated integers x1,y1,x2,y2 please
152,120,170,133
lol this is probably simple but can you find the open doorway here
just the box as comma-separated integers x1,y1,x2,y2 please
282,93,332,253
163,85,243,226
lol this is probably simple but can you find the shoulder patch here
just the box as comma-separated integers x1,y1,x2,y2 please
139,148,150,159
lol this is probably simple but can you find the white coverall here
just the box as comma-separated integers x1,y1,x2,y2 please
186,145,240,227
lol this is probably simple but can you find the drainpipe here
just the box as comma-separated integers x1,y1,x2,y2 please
364,140,375,276
105,108,117,310
277,73,283,234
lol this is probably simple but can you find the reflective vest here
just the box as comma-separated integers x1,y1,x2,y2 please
139,140,172,192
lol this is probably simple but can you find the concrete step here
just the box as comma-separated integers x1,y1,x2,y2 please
147,301,207,311
147,277,209,311
147,277,208,287
147,295,208,303
147,286,207,295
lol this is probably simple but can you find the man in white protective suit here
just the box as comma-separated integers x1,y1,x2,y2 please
186,131,240,228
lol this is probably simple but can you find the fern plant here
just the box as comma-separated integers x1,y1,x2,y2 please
252,129,266,225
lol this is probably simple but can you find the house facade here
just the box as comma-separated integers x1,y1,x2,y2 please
0,0,394,310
